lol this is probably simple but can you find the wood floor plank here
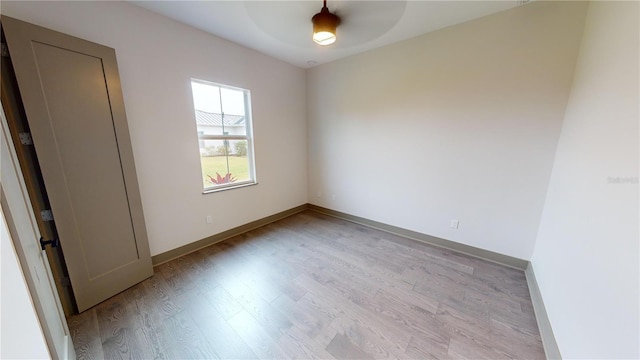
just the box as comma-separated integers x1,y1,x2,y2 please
292,214,407,275
325,332,374,360
181,289,258,360
227,310,289,360
300,237,416,296
436,302,492,345
490,317,545,359
224,281,294,340
330,316,407,359
447,334,515,360
413,275,466,304
161,310,219,359
67,210,545,359
370,235,475,276
463,286,523,314
405,334,453,360
295,273,412,355
277,324,336,360
371,290,449,354
124,295,169,360
96,294,153,360
67,309,104,360
156,260,197,295
374,286,439,316
140,274,183,321
272,293,335,341
201,284,244,321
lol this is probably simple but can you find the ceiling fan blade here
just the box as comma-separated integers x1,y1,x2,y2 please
244,1,406,48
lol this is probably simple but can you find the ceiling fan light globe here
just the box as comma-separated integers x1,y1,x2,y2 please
313,31,337,45
312,5,340,46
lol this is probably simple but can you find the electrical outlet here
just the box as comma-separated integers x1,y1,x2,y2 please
450,219,459,229
331,194,336,200
206,215,212,224
317,191,322,198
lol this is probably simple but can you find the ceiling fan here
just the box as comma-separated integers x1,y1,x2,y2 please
244,1,407,49
311,0,341,46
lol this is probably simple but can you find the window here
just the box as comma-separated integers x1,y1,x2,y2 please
191,79,256,192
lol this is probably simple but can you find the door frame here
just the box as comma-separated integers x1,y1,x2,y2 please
1,101,75,359
1,36,76,317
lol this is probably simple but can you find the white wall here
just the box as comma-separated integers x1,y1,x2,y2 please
3,1,638,358
307,1,587,259
1,1,308,256
0,208,49,359
531,2,639,358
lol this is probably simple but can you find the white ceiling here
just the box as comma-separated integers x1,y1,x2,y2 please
131,1,525,69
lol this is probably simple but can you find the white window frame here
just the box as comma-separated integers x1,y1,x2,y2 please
191,79,257,193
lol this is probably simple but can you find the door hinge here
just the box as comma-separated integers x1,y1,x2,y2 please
1,43,8,58
39,236,59,250
19,132,34,145
40,209,54,221
60,276,71,287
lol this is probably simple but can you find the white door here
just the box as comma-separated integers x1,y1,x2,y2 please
0,103,75,359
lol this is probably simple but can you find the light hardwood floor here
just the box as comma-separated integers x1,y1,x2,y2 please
67,210,545,359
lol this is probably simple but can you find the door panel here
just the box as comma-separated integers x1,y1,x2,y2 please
2,15,153,311
32,42,139,278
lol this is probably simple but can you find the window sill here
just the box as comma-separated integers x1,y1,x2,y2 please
202,181,257,194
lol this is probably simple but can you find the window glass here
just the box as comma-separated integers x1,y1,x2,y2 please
191,79,255,191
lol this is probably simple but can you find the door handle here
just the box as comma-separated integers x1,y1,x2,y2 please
39,237,59,250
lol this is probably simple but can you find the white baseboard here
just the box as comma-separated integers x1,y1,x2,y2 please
308,204,529,270
525,262,562,359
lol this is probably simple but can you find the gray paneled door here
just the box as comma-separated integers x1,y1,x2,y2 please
2,16,153,312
